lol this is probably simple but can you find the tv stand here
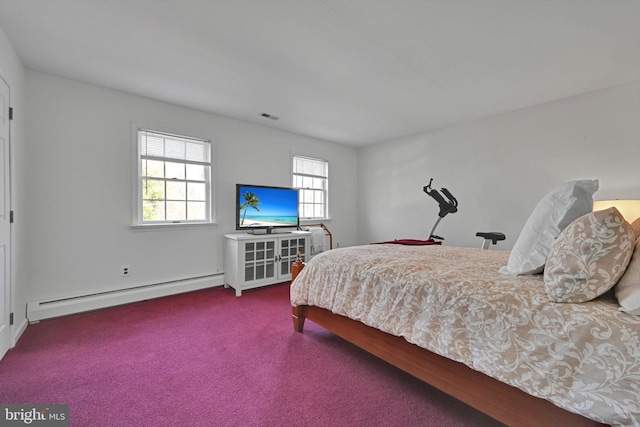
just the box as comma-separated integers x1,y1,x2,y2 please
247,228,295,235
224,231,311,296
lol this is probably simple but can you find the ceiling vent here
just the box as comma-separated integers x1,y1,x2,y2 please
260,113,279,121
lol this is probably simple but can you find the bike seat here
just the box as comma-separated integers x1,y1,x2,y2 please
475,232,506,244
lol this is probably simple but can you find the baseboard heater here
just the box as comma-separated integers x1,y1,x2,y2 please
26,274,225,322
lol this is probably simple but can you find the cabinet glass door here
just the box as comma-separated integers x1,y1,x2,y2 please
280,237,307,276
244,240,276,282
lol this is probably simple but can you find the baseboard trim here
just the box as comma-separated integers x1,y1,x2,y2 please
26,274,224,322
12,318,28,346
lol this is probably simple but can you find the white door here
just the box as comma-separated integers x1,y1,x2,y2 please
0,76,11,361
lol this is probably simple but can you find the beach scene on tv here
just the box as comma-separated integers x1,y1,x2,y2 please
238,186,299,228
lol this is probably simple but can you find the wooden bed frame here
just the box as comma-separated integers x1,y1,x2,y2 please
292,304,608,427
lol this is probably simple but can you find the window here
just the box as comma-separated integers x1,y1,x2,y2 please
136,129,212,225
292,155,328,220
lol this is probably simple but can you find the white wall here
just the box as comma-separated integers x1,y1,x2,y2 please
0,26,27,342
358,81,640,248
24,70,357,304
11,37,640,323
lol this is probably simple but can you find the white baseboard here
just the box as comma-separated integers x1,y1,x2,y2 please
26,274,224,322
12,317,28,347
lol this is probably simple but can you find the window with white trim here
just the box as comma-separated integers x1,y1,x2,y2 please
292,155,328,220
136,129,212,224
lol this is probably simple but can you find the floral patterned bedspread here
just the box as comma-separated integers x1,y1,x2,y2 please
290,244,640,426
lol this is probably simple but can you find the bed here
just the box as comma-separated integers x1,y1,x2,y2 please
290,243,640,426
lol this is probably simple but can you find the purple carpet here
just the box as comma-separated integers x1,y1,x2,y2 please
0,283,504,426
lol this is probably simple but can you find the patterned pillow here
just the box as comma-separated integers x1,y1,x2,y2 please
615,236,640,315
544,207,634,303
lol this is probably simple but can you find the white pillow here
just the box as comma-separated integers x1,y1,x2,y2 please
615,236,640,315
500,179,599,276
631,217,640,240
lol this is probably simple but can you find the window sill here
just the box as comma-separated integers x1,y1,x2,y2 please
300,218,331,224
131,222,218,231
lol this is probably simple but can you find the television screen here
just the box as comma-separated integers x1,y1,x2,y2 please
236,184,299,232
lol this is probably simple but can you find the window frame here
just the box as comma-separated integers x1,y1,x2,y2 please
133,127,215,227
292,154,329,221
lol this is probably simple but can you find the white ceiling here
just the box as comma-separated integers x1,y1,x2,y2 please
1,0,639,147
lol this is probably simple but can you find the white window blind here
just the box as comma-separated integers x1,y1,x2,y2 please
137,129,212,224
292,155,328,220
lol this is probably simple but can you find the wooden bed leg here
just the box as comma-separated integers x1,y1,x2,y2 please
292,306,305,332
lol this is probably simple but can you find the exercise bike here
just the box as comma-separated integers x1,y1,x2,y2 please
424,178,505,248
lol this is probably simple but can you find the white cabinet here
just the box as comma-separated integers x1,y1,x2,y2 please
224,231,311,296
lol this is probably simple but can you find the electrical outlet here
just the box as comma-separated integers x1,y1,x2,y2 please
336,242,341,248
121,265,131,277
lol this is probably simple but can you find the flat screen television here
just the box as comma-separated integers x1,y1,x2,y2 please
236,184,299,234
